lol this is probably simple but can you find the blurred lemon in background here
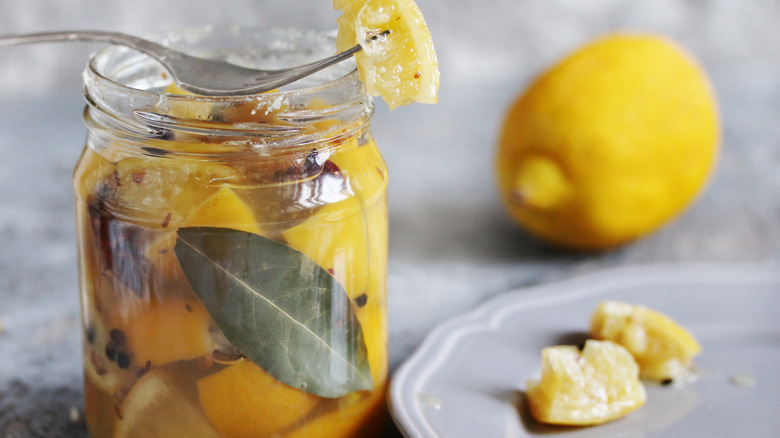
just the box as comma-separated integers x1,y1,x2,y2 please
496,34,720,250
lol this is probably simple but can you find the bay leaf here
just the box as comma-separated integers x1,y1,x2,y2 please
174,227,373,398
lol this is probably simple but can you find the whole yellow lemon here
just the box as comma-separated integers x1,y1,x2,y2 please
496,34,720,250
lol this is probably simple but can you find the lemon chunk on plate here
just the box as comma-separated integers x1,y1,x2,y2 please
333,0,440,110
526,340,646,426
590,301,702,382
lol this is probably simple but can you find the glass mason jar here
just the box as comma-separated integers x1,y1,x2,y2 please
73,27,388,438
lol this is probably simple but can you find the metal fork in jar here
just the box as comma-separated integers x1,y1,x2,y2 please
0,30,366,96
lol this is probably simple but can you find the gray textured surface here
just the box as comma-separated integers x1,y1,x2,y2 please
1,0,780,437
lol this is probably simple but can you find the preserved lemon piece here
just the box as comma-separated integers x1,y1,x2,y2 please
282,185,388,383
284,388,388,438
197,360,322,438
329,138,388,203
185,185,261,234
333,0,439,109
283,196,368,299
83,310,144,400
281,180,388,434
144,185,261,291
104,157,243,229
359,199,389,386
114,366,221,438
283,140,386,300
86,288,212,383
83,366,121,438
526,340,646,425
590,301,701,382
112,296,213,369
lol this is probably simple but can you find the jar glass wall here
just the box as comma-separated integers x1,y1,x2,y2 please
73,27,388,438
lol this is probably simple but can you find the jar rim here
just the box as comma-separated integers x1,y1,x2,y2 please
82,26,372,151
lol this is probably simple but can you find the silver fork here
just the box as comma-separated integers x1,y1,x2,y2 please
0,30,364,96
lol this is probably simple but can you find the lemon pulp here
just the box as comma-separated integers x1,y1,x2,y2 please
590,301,701,382
526,340,646,425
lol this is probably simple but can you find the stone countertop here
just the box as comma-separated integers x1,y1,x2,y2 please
1,1,780,437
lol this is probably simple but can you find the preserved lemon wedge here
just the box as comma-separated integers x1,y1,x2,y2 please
590,301,701,382
114,366,221,438
333,0,440,110
526,340,646,426
197,360,322,438
185,186,260,234
283,196,369,299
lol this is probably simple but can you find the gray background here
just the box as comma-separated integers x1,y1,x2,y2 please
1,0,780,436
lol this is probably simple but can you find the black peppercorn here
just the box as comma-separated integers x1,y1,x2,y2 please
109,329,126,347
105,344,117,361
116,352,131,369
85,326,96,344
354,293,368,308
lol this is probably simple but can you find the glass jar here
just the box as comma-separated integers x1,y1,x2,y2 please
73,27,388,438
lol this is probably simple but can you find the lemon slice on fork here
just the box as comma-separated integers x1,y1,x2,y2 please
334,0,440,110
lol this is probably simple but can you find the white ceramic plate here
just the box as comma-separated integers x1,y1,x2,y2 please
389,264,780,437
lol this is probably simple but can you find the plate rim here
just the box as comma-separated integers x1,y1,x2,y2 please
388,262,780,438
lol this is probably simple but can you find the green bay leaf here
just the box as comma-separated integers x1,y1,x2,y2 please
174,227,372,398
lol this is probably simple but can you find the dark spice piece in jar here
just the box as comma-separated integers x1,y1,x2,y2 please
85,325,96,344
322,160,342,176
661,378,674,386
116,352,131,369
161,212,172,228
109,328,126,347
88,190,114,267
106,219,155,296
142,145,171,156
354,293,368,308
302,149,320,174
105,344,117,362
155,129,175,141
87,192,157,296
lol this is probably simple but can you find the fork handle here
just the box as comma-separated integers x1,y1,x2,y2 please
0,30,181,65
